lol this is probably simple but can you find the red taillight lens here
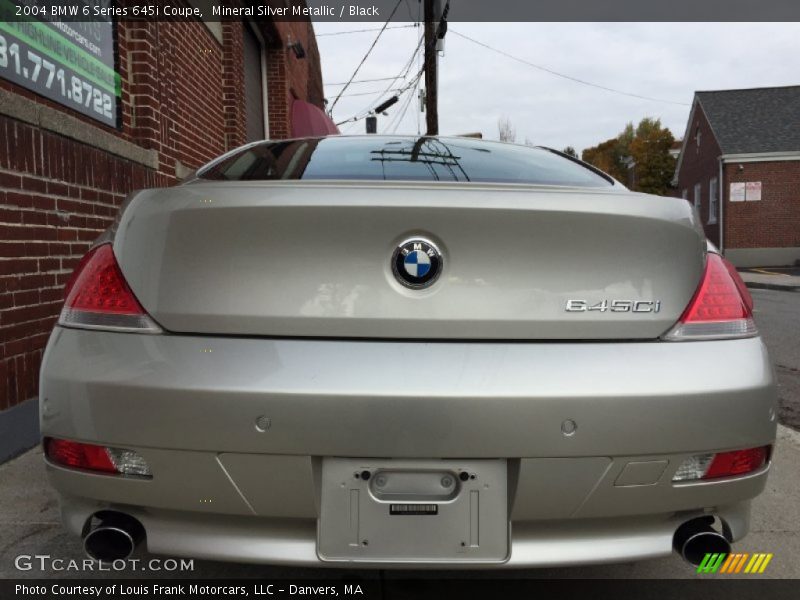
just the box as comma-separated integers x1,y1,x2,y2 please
672,445,770,482
704,446,769,480
44,437,152,477
59,244,160,332
665,253,757,340
45,438,117,473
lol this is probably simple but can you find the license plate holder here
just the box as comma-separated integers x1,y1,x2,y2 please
317,458,508,563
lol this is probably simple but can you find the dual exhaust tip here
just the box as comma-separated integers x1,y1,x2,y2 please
673,516,731,565
83,511,730,567
83,512,144,562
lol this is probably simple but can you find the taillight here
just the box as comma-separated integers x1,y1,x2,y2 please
58,244,161,333
664,252,757,341
672,446,769,482
45,438,152,477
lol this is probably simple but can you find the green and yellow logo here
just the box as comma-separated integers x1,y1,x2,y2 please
697,552,773,574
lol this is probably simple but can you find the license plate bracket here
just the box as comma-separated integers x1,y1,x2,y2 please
317,458,508,563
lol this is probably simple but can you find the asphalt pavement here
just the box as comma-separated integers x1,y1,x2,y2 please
1,289,798,581
751,289,800,431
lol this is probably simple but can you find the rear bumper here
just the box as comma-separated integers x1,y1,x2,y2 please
40,328,777,566
55,494,753,568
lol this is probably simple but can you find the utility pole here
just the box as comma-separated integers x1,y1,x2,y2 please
423,0,438,135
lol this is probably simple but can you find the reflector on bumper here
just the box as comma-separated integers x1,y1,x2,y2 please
45,438,152,478
673,446,769,482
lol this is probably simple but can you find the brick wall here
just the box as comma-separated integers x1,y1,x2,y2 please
266,20,325,138
0,16,325,412
0,118,168,411
674,102,722,247
723,160,800,250
675,100,800,254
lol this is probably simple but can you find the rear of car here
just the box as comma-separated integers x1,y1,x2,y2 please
39,136,776,567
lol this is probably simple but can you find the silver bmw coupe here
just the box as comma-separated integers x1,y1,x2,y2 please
39,135,776,568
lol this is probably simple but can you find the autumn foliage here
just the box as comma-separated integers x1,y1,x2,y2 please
582,118,677,195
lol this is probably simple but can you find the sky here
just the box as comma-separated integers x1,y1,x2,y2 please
313,22,800,153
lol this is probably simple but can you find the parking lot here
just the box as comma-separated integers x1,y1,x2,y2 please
1,288,798,580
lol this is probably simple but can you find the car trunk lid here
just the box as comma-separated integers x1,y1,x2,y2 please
114,181,704,340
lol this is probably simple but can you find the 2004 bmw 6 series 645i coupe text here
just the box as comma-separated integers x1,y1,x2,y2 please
39,136,776,567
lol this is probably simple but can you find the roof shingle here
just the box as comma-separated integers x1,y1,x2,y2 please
696,86,800,154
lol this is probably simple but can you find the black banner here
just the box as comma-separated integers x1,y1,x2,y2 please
3,0,800,23
3,579,800,600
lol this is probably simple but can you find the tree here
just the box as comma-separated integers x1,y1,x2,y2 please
582,118,676,194
628,118,676,196
562,146,578,158
498,117,516,143
581,137,628,182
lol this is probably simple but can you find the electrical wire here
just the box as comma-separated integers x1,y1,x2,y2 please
316,24,415,37
334,38,423,126
355,35,423,113
450,29,690,107
328,0,404,114
325,76,407,87
387,82,417,133
337,88,405,98
335,31,425,127
336,67,424,127
415,3,422,135
383,81,416,132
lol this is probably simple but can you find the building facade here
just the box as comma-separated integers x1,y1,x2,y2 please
673,86,800,267
0,10,333,460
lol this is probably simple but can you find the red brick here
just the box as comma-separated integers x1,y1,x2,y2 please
0,14,326,407
0,242,27,258
12,289,39,306
0,171,22,189
0,259,38,276
21,176,47,194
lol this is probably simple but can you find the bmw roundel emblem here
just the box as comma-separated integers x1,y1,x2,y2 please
392,237,443,289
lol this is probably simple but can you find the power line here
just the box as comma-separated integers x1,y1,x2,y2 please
450,29,690,107
387,82,417,133
355,35,423,114
382,81,416,132
325,76,406,87
317,24,415,37
334,35,425,126
415,8,422,135
337,87,405,98
335,67,424,127
328,0,404,114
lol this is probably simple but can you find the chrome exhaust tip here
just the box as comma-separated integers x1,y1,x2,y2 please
674,517,731,565
83,512,145,562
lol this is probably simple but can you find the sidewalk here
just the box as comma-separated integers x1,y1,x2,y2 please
739,268,800,292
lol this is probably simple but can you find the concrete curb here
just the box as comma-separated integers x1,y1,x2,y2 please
745,282,800,293
0,396,39,464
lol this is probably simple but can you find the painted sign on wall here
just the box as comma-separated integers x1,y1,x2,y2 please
0,0,120,127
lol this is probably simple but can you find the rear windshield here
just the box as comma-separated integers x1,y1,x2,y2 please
198,136,614,187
